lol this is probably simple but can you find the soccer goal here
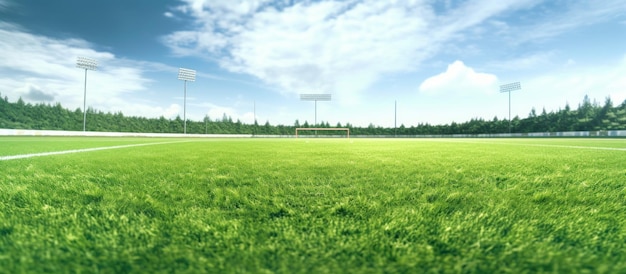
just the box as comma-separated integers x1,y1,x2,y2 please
295,128,350,138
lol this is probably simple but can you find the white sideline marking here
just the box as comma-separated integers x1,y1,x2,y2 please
505,143,626,151
0,141,188,161
446,140,626,152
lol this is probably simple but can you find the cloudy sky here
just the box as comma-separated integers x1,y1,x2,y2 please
1,0,625,127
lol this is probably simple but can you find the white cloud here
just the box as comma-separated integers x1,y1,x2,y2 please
198,102,256,124
0,23,178,118
0,0,10,10
0,21,268,125
163,104,181,118
163,0,535,103
564,59,576,67
511,0,626,44
164,11,174,18
487,51,556,71
418,60,498,96
503,55,626,120
15,83,55,102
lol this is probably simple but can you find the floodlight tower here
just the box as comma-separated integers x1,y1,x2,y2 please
177,68,196,134
499,82,521,133
300,93,331,126
76,57,98,132
253,100,256,136
395,100,397,137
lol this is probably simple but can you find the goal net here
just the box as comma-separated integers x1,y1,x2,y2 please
295,128,350,138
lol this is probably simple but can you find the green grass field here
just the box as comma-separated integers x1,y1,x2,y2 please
1,137,625,273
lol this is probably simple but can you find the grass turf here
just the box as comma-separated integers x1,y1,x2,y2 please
1,138,625,273
0,137,178,157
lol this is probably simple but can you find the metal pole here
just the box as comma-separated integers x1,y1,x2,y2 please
77,57,97,131
183,80,187,134
394,100,397,137
177,68,195,134
499,82,520,134
315,100,317,136
315,100,317,126
299,93,331,137
508,91,511,133
253,100,256,136
83,69,87,131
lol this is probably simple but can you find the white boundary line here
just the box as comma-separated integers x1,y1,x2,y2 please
439,139,626,152
502,143,626,151
0,141,189,161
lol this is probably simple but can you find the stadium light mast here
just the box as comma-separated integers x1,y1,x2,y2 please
178,68,196,134
300,93,331,129
395,100,397,137
76,57,98,132
204,114,208,134
500,82,521,133
253,100,256,137
300,94,331,137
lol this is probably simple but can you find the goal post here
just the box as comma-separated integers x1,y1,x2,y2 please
295,128,350,138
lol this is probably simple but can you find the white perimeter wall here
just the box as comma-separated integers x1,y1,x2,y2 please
0,128,251,138
1,128,625,138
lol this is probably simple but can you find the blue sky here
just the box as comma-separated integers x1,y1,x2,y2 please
1,0,625,127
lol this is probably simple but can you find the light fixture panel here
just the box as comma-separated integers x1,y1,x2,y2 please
178,68,196,81
76,57,98,70
300,94,332,101
500,82,521,93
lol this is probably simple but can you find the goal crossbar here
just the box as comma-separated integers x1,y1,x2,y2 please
295,128,350,138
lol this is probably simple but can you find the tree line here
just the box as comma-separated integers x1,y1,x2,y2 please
1,92,625,135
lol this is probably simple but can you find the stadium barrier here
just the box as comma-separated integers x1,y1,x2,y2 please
1,128,625,138
0,129,251,138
